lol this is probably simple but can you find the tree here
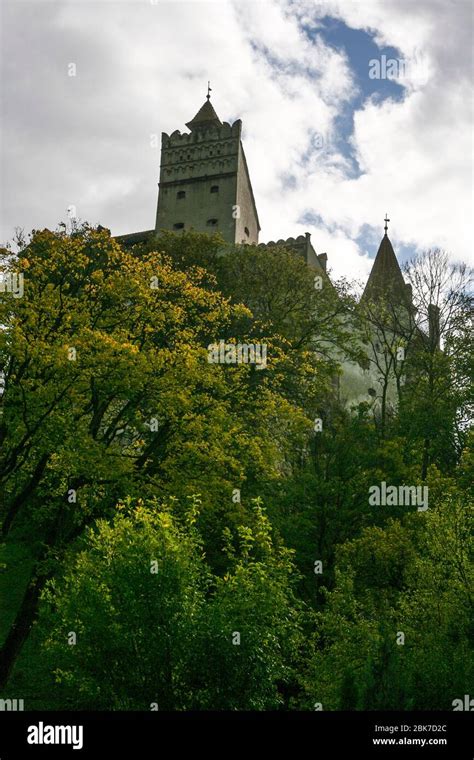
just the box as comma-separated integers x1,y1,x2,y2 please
400,250,473,477
301,482,473,710
139,231,360,408
37,497,306,710
0,224,316,686
357,295,417,438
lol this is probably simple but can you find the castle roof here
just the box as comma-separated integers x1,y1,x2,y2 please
185,98,222,131
362,232,410,306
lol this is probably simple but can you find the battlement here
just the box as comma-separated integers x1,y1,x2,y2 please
161,119,242,148
257,233,328,275
159,120,242,185
258,234,309,248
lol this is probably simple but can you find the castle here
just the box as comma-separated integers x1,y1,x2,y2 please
117,92,427,408
117,91,330,277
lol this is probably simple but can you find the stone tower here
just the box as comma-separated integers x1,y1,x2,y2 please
155,94,260,244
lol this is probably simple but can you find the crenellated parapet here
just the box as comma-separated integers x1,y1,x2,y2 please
161,120,242,149
257,232,328,275
258,234,308,248
159,121,242,183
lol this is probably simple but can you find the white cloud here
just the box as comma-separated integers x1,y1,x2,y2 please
290,0,473,272
1,0,472,285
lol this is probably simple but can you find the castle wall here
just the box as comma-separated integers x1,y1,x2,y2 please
155,121,243,243
339,338,402,410
235,145,259,244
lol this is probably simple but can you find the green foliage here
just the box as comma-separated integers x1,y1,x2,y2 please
0,225,320,565
301,492,473,710
39,498,305,710
1,226,472,711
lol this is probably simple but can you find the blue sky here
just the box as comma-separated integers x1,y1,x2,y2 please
313,16,405,174
291,12,431,270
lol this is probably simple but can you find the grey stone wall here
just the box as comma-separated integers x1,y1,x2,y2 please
235,145,259,244
155,120,258,244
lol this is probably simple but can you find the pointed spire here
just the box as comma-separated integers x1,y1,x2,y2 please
185,86,222,131
362,220,409,305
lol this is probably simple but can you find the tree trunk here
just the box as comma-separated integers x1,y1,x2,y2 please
0,572,47,688
0,508,98,689
380,380,388,439
1,454,49,537
421,437,430,481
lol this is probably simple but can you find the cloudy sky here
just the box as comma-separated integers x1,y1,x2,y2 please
1,0,472,282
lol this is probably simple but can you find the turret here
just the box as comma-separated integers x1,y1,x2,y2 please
155,87,260,244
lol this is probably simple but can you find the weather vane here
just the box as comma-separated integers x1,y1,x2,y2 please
384,213,390,234
207,81,212,100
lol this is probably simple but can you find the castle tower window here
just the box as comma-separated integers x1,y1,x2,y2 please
177,190,186,200
210,185,219,193
206,218,218,227
173,222,184,230
244,226,250,237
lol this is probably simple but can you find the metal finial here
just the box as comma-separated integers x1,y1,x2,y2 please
384,213,390,234
207,81,212,100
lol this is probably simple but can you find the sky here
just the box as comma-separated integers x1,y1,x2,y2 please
1,0,472,284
